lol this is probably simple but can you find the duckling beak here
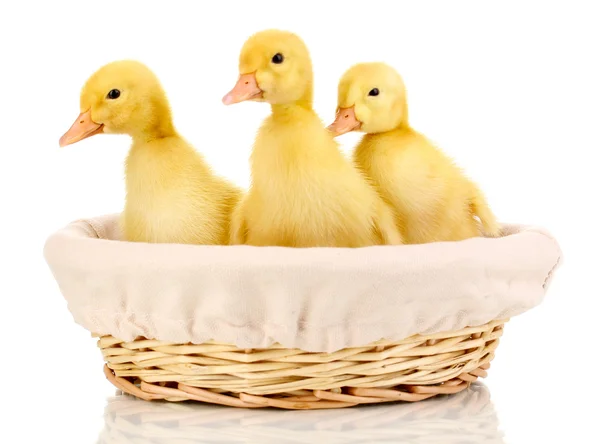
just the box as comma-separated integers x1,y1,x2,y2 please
327,107,361,136
59,110,104,147
222,73,263,105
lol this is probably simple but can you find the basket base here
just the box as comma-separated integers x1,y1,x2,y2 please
99,320,505,410
104,364,490,409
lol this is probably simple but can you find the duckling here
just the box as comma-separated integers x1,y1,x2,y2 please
328,62,499,243
60,60,242,245
222,30,402,247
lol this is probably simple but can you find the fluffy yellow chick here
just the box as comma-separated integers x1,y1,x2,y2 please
222,30,402,247
329,62,500,243
60,60,241,244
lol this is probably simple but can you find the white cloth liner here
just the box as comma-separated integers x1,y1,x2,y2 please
44,214,562,353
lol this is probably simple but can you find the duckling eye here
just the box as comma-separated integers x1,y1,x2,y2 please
368,88,380,97
271,53,284,64
106,89,121,100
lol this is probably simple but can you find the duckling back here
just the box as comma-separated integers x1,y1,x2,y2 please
354,128,495,243
124,136,241,245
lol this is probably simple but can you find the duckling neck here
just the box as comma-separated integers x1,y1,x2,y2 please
362,124,416,146
127,89,177,143
392,121,413,133
131,113,177,144
270,103,313,120
381,124,417,141
271,86,314,117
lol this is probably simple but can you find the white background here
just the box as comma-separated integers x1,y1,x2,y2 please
1,1,598,442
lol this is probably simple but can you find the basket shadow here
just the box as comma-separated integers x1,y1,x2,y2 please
97,382,504,443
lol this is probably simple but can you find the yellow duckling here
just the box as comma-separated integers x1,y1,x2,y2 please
60,60,242,245
222,30,402,247
328,62,500,243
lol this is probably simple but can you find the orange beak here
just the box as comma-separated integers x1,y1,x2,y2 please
59,110,104,147
222,73,263,105
327,106,361,136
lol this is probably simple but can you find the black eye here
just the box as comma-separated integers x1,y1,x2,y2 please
368,88,380,97
271,53,284,64
107,89,121,99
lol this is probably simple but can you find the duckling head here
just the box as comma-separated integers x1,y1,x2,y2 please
328,63,408,136
59,60,173,147
222,29,313,107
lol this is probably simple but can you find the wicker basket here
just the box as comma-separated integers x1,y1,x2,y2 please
98,381,503,443
45,215,562,410
100,320,504,410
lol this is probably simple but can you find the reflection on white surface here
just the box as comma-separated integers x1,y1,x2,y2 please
98,383,504,443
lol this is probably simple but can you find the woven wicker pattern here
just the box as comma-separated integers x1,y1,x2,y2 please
100,320,505,409
98,383,503,443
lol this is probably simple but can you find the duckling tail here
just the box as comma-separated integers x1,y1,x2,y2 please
470,185,501,237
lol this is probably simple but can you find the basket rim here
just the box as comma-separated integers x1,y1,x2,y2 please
45,215,561,353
